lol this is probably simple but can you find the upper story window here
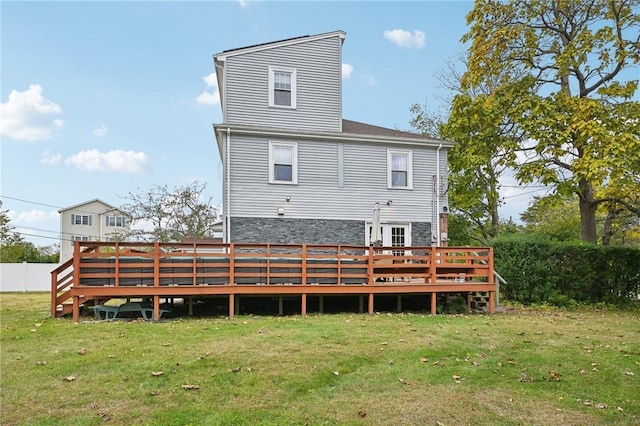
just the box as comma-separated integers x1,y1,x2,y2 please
387,149,413,189
71,214,92,225
106,215,126,227
268,66,297,108
269,141,298,184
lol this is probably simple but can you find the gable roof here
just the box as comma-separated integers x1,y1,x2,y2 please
58,199,120,214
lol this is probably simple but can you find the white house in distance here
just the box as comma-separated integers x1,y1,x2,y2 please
212,30,452,249
58,199,130,263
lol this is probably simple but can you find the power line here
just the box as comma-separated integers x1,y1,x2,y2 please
0,195,63,209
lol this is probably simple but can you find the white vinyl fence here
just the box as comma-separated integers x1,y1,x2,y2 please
0,263,58,292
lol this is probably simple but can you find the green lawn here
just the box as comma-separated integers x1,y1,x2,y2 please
1,293,638,425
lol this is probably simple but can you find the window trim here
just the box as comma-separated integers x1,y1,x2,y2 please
268,66,297,109
106,215,126,227
268,141,298,185
387,149,413,189
71,213,92,226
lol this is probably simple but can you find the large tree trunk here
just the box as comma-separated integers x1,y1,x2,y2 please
577,179,597,243
601,202,619,246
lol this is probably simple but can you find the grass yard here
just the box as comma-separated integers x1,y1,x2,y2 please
1,293,639,425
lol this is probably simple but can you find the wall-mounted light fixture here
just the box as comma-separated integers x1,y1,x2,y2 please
386,200,393,206
277,207,285,216
285,196,291,202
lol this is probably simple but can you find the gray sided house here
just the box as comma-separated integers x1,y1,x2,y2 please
213,30,453,248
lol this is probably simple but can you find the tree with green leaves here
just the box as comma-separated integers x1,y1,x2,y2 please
462,0,640,243
120,181,220,242
0,201,60,262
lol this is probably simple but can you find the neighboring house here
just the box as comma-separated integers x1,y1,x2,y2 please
58,199,130,263
212,30,452,249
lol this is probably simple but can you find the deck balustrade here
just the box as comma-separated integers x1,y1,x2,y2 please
52,242,496,321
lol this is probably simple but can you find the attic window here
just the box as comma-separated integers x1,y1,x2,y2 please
268,66,297,108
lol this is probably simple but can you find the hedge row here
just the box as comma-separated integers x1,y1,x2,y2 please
490,236,640,305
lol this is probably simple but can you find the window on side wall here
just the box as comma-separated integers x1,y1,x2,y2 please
71,235,90,246
106,215,126,227
268,66,297,108
269,141,298,184
387,149,413,189
71,214,92,225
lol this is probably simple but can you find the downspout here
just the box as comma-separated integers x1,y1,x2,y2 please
225,127,231,244
435,144,442,247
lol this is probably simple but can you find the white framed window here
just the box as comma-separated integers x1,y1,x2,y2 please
268,66,297,108
269,141,298,184
71,214,92,225
71,235,90,246
106,215,126,227
387,149,413,189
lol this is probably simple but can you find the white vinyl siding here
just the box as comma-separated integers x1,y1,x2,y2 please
269,141,298,184
228,135,442,223
223,36,342,131
387,149,413,189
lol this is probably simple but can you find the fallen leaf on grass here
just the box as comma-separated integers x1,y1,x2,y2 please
398,377,410,385
419,357,429,363
624,371,635,376
36,361,47,366
453,375,462,383
229,366,241,373
333,371,340,376
151,371,163,376
64,376,76,382
150,390,160,396
547,371,561,382
77,348,88,355
181,384,200,390
357,411,367,418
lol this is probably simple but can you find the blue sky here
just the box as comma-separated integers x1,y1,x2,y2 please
1,0,541,247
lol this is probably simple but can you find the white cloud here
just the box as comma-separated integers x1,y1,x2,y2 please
195,72,220,105
0,84,64,141
93,124,107,137
383,29,426,49
237,0,249,7
367,77,377,86
9,209,58,224
65,149,148,173
342,63,354,79
41,150,62,165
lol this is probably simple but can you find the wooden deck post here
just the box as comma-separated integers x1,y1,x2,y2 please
301,293,307,317
431,292,437,315
228,294,235,318
278,296,283,316
188,297,193,316
319,295,324,313
73,295,80,323
153,295,160,321
489,291,495,314
368,293,374,314
396,295,402,312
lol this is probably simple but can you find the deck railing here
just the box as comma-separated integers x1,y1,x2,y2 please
52,242,496,318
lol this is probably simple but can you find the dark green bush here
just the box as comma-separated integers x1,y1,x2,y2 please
490,236,640,306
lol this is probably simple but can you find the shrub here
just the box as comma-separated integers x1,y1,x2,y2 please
490,236,640,306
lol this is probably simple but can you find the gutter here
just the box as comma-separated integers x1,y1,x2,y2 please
436,143,443,247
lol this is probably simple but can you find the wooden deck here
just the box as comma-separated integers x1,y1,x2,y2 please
51,242,496,321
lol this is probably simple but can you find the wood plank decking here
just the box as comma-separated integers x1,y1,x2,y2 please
51,242,496,321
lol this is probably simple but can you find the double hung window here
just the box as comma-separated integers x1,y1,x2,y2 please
387,150,413,189
106,215,126,227
71,214,92,225
269,141,298,184
268,66,297,108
